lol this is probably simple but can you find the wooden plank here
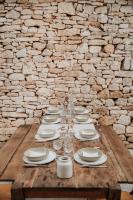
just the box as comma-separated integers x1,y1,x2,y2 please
73,137,119,189
11,182,24,200
1,124,39,183
24,187,108,199
0,183,12,200
108,185,121,200
100,126,133,183
97,126,126,183
0,125,31,177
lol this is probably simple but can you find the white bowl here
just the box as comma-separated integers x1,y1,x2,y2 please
80,129,96,138
44,115,59,122
24,147,49,162
75,115,88,122
39,129,55,138
79,148,102,162
47,106,59,114
74,106,85,114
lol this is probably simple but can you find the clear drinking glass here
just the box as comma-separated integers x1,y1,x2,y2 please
53,139,63,155
63,134,73,157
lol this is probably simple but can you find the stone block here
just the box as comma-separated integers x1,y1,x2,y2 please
78,43,88,53
25,19,44,27
89,40,107,46
9,73,25,81
103,44,114,54
37,88,53,97
55,44,77,52
58,28,80,36
113,124,125,134
2,50,13,59
58,2,75,15
89,46,101,53
118,115,131,125
95,6,107,14
16,48,26,58
6,10,20,19
2,112,27,118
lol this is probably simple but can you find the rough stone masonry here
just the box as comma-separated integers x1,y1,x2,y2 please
0,0,133,152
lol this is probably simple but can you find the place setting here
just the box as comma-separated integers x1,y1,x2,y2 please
74,147,107,168
74,128,100,141
23,147,56,167
35,125,61,142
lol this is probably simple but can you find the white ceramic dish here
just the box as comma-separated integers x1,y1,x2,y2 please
74,151,107,166
74,117,92,124
38,129,55,138
24,147,49,162
74,106,86,114
42,117,61,124
78,148,102,162
74,131,100,141
35,132,60,142
80,129,96,138
23,150,56,164
47,106,59,114
75,115,88,122
44,115,59,123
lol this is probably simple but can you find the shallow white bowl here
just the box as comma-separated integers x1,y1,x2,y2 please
78,148,102,162
39,129,55,138
24,147,49,162
47,106,59,114
75,115,88,122
74,106,85,114
80,129,96,138
44,115,59,122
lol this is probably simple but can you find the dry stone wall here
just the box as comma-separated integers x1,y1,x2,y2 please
0,0,133,150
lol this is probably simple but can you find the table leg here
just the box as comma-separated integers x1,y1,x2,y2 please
11,182,25,200
108,185,121,200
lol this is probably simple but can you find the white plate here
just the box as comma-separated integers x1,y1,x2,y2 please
74,151,107,166
74,118,92,124
35,132,60,142
47,106,60,114
38,129,55,138
42,118,61,124
74,107,88,114
23,150,56,164
46,110,61,115
74,131,100,141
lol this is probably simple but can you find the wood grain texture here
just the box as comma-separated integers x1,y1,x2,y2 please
0,124,133,200
0,125,31,177
99,126,133,183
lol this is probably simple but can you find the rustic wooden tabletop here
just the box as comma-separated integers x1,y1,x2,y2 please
0,124,133,200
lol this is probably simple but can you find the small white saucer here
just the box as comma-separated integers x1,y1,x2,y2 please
35,132,60,142
74,131,100,141
23,150,56,164
42,118,61,124
74,151,107,166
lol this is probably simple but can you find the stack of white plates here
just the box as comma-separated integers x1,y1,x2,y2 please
74,115,92,124
47,106,60,114
42,115,60,124
35,129,60,142
74,128,100,141
74,147,107,166
74,106,87,114
23,147,56,164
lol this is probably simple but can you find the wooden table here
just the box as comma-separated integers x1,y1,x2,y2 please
0,124,133,200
